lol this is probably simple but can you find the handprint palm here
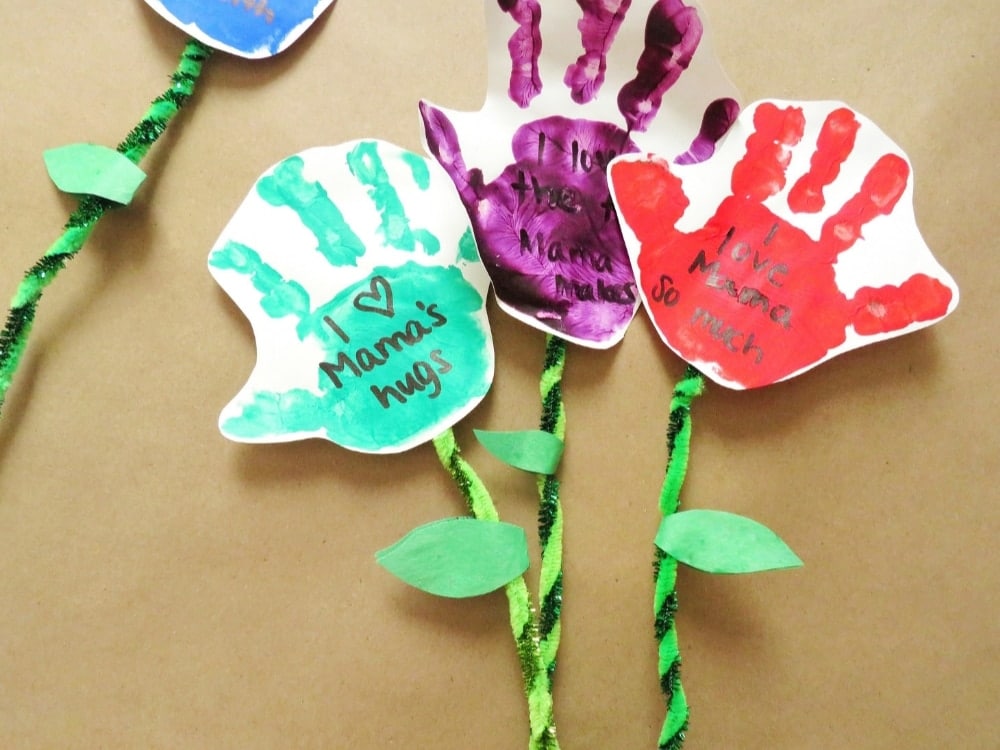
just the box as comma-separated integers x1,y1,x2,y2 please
420,0,739,347
609,100,958,388
208,140,493,452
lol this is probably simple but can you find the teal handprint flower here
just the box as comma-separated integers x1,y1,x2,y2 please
0,1,341,424
208,140,493,453
209,142,556,747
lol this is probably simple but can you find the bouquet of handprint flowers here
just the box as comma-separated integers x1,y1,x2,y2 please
205,2,957,749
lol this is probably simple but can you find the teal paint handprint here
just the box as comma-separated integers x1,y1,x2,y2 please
255,156,368,268
208,140,493,453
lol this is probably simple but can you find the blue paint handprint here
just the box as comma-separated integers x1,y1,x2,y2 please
208,140,493,453
420,0,740,347
145,0,336,58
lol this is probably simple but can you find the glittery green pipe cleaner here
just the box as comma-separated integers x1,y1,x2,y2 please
654,366,704,750
432,429,560,750
0,39,211,419
536,335,566,685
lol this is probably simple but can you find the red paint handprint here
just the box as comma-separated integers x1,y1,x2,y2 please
609,100,959,388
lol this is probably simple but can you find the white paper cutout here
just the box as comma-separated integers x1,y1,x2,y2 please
208,140,494,453
609,99,960,389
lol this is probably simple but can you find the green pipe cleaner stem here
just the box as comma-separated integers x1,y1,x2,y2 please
654,365,704,750
536,335,567,685
0,39,212,420
432,429,560,750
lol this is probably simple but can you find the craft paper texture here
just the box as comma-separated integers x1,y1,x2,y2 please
1,2,996,749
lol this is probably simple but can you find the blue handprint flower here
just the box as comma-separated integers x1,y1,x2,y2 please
420,0,740,348
208,140,493,453
0,0,337,422
145,0,336,58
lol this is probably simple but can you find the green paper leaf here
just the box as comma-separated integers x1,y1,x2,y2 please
43,143,146,204
655,509,803,574
376,517,529,598
474,429,565,474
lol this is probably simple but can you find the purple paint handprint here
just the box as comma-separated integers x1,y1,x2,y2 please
421,0,739,347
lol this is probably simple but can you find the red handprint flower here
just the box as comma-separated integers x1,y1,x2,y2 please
609,99,959,388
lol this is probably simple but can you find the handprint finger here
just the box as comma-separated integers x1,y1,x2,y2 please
210,241,312,337
819,153,908,256
850,274,955,336
617,0,703,133
787,107,860,213
674,96,740,165
419,102,486,208
257,156,367,268
732,102,805,202
347,142,441,255
498,0,543,107
563,0,633,104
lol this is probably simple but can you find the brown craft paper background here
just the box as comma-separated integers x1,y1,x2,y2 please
1,2,996,748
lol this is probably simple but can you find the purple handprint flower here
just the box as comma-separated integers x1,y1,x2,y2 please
421,0,739,348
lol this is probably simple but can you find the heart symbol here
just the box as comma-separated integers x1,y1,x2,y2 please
353,275,395,318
